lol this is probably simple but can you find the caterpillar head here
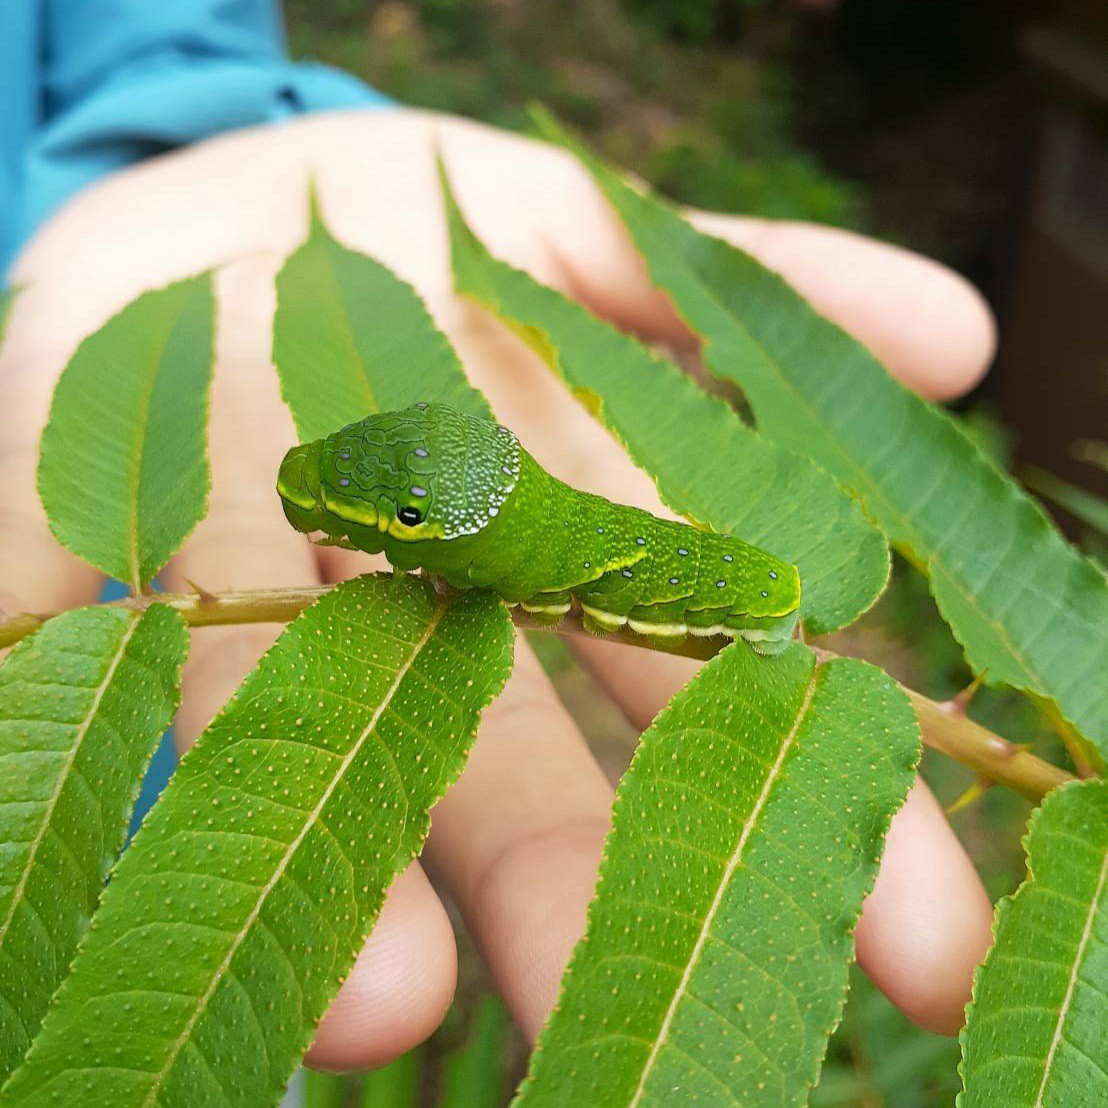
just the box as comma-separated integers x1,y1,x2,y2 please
277,403,520,546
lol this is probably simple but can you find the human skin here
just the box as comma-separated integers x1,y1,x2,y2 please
0,109,998,1067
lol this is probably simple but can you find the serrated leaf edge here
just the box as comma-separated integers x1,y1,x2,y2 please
136,592,450,1105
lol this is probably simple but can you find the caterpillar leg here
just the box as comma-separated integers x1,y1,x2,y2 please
520,589,572,626
311,534,357,551
579,604,626,636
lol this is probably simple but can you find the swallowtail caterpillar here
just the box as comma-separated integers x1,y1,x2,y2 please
277,403,800,655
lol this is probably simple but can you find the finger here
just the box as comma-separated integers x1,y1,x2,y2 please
685,212,997,402
305,860,457,1071
319,538,616,1041
575,639,993,1035
432,121,995,401
854,779,994,1034
424,638,614,1042
428,651,612,1042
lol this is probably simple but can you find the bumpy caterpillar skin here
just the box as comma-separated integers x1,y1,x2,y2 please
277,403,800,654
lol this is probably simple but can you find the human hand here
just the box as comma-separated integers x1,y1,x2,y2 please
0,109,997,1067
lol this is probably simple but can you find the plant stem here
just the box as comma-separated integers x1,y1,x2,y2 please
0,584,1077,801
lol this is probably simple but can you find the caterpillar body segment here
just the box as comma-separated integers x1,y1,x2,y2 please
277,403,800,655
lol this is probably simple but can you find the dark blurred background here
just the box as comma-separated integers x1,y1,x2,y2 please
281,3,1107,1105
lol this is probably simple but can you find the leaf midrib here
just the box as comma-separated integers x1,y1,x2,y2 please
126,311,178,593
138,595,447,1107
625,657,821,1106
0,613,139,953
1032,845,1108,1106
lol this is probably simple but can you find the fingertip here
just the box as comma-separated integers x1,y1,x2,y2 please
306,862,458,1072
855,780,995,1035
684,211,997,403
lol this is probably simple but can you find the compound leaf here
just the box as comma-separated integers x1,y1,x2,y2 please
959,779,1107,1107
37,276,215,592
443,165,889,635
0,604,187,1084
515,645,919,1106
1,575,513,1108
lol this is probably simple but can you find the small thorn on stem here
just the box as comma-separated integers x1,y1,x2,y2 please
946,776,993,816
185,579,218,605
947,672,987,715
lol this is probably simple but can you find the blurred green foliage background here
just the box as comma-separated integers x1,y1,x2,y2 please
282,2,1098,1104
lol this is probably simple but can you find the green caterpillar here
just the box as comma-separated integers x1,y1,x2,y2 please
277,403,800,654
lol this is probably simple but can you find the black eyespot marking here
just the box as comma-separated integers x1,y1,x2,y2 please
723,554,733,563
397,506,423,526
769,570,778,579
760,590,769,597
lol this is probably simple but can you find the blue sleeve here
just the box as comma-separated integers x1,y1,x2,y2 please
3,0,393,273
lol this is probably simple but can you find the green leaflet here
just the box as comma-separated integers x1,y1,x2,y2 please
302,1070,348,1108
37,275,215,592
357,1048,421,1108
1022,467,1108,539
442,163,889,636
0,605,187,1084
273,187,490,443
959,779,1107,1107
538,114,1108,763
441,998,511,1108
515,644,919,1106
1,575,514,1108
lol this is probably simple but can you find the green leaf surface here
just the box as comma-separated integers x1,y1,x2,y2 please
1022,466,1108,538
514,644,919,1106
542,116,1108,761
37,276,215,591
441,998,510,1108
959,779,1107,1107
273,189,490,443
302,1069,348,1108
0,605,187,1084
443,163,888,636
1,574,513,1108
357,1047,421,1108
